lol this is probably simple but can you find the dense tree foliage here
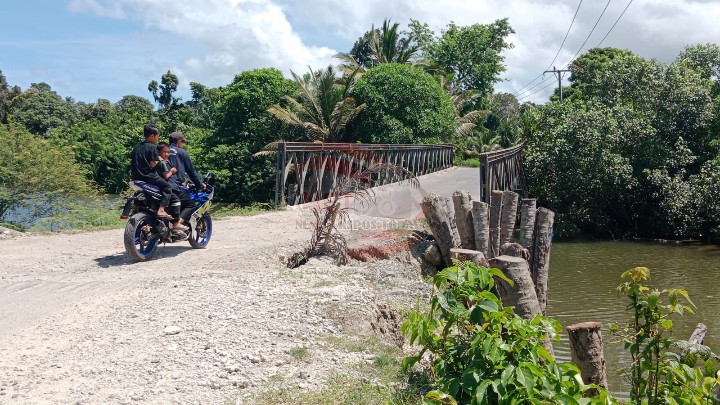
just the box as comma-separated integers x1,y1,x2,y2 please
0,124,92,220
526,46,720,241
350,63,456,144
198,68,298,204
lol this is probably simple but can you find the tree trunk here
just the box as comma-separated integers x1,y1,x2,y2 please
689,323,707,345
421,193,459,267
566,322,608,395
500,242,530,261
443,197,461,248
489,191,503,258
450,248,488,267
490,255,553,358
519,199,537,269
499,191,519,246
532,208,555,315
472,201,490,258
452,190,475,249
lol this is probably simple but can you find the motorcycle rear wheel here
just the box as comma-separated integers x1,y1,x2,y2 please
188,214,212,249
124,212,160,261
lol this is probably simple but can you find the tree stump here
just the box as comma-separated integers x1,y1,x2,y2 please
490,255,554,358
532,208,555,315
500,242,530,261
689,323,707,345
443,197,462,248
566,322,608,395
421,193,459,267
519,199,537,267
450,248,488,267
489,191,503,258
452,190,476,249
472,201,490,258
499,191,519,246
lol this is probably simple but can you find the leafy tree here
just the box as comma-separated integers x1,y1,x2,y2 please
199,68,298,203
339,19,420,68
267,65,364,142
0,70,21,124
416,19,514,105
116,95,154,124
8,83,76,136
148,70,180,109
350,63,456,144
0,124,93,221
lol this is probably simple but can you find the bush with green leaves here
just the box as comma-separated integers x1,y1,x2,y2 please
198,68,299,204
402,261,616,404
350,63,456,144
611,267,720,404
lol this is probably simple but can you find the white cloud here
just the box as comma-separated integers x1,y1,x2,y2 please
68,0,720,103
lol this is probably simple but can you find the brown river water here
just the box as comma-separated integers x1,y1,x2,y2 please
548,241,720,397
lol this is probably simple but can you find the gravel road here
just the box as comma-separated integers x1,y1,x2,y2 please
0,208,431,404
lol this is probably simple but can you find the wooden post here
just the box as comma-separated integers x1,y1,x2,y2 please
472,201,490,258
500,242,530,261
489,191,503,258
518,199,537,257
443,197,462,248
566,322,608,395
450,248,488,267
689,323,707,345
421,193,460,267
452,191,476,249
490,255,553,358
499,191,519,246
532,208,555,315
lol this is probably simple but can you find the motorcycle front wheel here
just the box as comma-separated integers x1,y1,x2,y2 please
188,213,212,249
124,212,160,262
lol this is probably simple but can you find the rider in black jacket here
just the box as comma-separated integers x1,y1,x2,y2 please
130,125,174,220
168,132,205,230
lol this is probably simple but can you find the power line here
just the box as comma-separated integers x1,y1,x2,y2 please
596,0,634,47
517,80,556,102
512,0,584,96
564,0,613,66
514,75,555,99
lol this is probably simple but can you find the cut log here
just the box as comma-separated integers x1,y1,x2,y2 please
532,208,555,315
450,248,488,267
500,242,530,261
472,201,490,258
519,199,537,269
421,193,459,267
490,255,553,358
490,255,542,320
443,197,462,248
452,190,476,249
566,322,608,395
499,191,519,246
689,323,707,345
489,191,503,258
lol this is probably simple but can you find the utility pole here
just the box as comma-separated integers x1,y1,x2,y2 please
544,66,571,101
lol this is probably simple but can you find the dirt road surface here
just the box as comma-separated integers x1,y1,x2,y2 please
0,208,430,404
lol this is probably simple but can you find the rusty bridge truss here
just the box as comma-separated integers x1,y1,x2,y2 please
274,142,454,206
479,144,527,203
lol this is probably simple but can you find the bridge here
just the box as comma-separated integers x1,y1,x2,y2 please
274,141,526,213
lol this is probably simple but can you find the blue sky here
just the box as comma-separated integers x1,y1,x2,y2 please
2,0,719,104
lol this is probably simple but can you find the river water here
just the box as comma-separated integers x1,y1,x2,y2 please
548,241,720,397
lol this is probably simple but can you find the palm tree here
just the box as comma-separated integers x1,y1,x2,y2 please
267,65,365,142
369,19,420,65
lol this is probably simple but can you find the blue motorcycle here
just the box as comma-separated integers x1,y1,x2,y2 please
120,175,214,262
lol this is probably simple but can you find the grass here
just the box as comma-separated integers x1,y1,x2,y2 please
454,157,480,167
211,202,274,219
252,335,428,405
289,347,309,361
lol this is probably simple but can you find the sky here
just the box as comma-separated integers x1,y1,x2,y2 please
1,0,719,105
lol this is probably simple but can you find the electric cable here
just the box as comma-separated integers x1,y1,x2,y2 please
512,0,583,96
596,0,634,48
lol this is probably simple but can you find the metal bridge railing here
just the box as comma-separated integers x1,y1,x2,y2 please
479,144,527,203
275,142,454,206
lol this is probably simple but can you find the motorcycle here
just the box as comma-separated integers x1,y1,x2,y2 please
120,174,214,262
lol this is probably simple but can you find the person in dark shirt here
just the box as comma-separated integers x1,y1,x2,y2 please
168,132,205,230
130,125,174,219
